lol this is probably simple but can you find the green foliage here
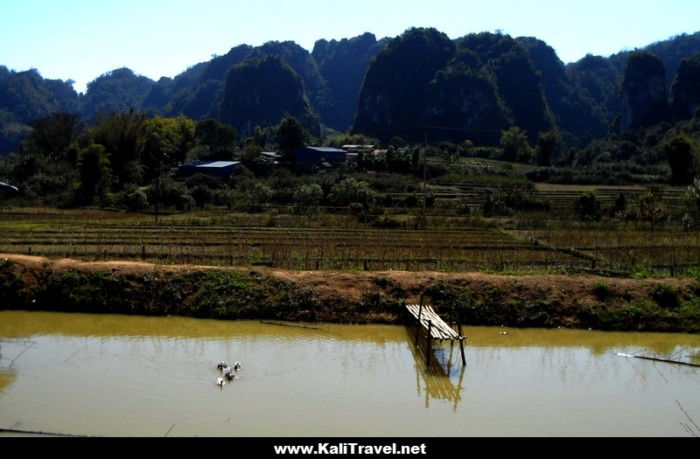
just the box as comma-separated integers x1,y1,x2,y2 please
671,52,700,119
482,192,511,217
502,189,550,212
190,185,213,208
194,119,236,159
276,117,308,161
146,177,188,209
0,68,80,155
140,116,196,180
575,302,669,331
240,182,273,213
220,56,320,137
482,188,549,216
240,141,263,162
500,127,532,162
664,134,697,184
354,27,456,142
620,52,669,131
0,260,25,307
520,37,607,147
624,188,669,227
23,113,84,162
77,143,111,204
313,33,386,130
574,192,602,221
123,188,148,211
593,281,614,301
611,193,627,216
652,284,680,309
424,280,474,322
536,130,558,166
688,178,700,222
326,133,378,148
293,183,323,214
90,110,147,188
82,68,155,122
485,42,554,137
328,178,376,208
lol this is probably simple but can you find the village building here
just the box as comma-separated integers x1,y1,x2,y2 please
178,161,240,180
292,146,349,171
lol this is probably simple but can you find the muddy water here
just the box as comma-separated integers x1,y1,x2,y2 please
0,310,698,437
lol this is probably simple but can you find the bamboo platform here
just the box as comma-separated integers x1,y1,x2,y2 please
405,301,467,366
406,304,461,340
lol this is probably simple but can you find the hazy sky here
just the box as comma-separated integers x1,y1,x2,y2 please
1,0,699,93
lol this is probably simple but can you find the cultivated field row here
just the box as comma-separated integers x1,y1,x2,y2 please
1,209,698,275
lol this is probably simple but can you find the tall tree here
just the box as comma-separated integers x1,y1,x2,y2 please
23,113,84,162
140,116,196,181
276,117,307,163
77,143,111,204
664,134,696,185
500,127,531,162
90,110,148,188
194,119,236,159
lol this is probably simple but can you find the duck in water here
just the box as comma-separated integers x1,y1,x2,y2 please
224,368,238,382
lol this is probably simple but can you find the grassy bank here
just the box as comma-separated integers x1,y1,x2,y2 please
1,255,699,333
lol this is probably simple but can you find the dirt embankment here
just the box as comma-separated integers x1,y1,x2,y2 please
1,254,698,332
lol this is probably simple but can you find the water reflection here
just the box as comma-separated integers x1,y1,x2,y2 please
0,340,22,394
0,371,17,393
404,326,466,411
0,311,698,436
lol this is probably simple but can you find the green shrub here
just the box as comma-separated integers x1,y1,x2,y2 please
574,192,602,221
372,214,403,228
593,281,614,301
123,189,149,211
652,284,680,309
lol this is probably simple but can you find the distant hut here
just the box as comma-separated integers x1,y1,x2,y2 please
293,147,348,172
178,161,240,180
0,181,19,213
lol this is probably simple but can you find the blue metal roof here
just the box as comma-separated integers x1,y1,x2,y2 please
303,147,347,153
182,161,240,168
0,181,19,193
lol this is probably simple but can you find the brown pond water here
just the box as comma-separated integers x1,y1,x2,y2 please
0,310,698,437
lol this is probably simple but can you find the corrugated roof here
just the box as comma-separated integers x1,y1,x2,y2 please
0,181,19,192
183,161,240,168
304,147,347,153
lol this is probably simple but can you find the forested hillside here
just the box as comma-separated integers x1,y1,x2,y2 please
1,29,699,157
